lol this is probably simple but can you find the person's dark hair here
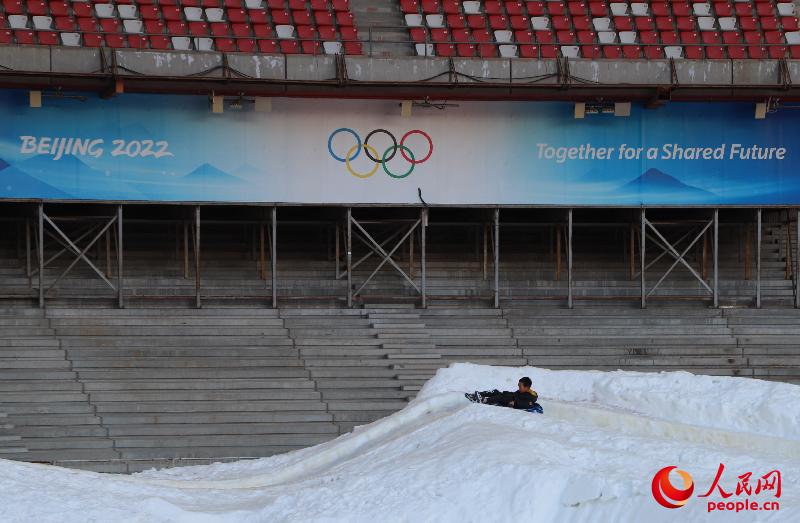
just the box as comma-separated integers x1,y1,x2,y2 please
519,377,532,388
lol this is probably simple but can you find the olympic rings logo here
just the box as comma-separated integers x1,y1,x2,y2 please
327,128,434,179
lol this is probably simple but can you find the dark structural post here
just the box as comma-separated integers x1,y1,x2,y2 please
117,205,123,309
38,203,43,309
640,208,646,309
756,208,762,309
346,208,352,308
568,209,573,309
797,209,800,309
713,208,719,308
493,208,500,308
421,207,427,309
195,206,201,309
271,206,277,309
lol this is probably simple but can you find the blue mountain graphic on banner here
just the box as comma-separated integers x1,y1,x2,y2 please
0,166,71,198
17,154,148,200
0,157,10,171
182,163,247,185
621,168,715,197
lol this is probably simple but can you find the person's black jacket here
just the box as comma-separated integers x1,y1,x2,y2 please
511,390,538,410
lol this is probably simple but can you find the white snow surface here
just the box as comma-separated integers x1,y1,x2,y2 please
2,363,799,522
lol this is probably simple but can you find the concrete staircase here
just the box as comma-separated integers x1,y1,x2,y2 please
350,0,412,56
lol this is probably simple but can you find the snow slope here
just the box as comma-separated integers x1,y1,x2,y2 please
2,364,798,522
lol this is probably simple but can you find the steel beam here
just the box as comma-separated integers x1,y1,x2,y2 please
568,208,573,309
713,208,719,308
117,205,123,309
421,207,427,309
346,208,352,308
194,206,201,309
796,209,800,309
37,204,43,309
351,218,421,297
640,209,646,309
493,208,500,308
756,208,762,309
271,206,277,309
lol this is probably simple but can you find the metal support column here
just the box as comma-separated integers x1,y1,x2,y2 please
346,208,352,308
796,209,800,309
756,209,762,309
117,205,123,309
271,206,277,309
493,208,500,308
567,209,574,309
421,208,427,309
194,206,201,309
640,209,646,309
713,208,719,308
37,203,43,309
25,218,31,285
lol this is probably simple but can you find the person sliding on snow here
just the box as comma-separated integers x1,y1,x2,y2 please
465,377,540,411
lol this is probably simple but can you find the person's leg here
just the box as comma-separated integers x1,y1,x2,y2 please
481,391,515,407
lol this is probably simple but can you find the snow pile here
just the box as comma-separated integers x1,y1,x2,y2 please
2,364,799,522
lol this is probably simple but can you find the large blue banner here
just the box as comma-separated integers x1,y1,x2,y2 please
0,89,797,205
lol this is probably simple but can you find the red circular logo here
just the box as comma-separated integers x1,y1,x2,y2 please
652,466,694,509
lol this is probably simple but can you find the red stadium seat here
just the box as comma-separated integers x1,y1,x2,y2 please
77,18,98,32
527,1,545,16
505,1,524,15
2,0,23,15
783,17,799,31
14,30,35,44
680,31,699,43
548,2,565,15
635,17,654,31
272,10,291,24
210,22,229,36
728,45,746,58
734,3,752,16
656,17,674,31
660,30,678,44
400,0,419,14
672,2,690,16
472,29,491,42
536,29,554,43
622,45,641,58
568,1,585,15
37,30,58,45
457,43,476,56
582,44,602,57
510,16,529,30
557,29,575,43
128,34,147,48
72,2,92,17
106,34,126,48
237,38,256,52
769,45,788,58
467,15,485,29
336,12,354,25
216,37,235,52
540,44,558,57
162,6,182,21
443,0,459,14
140,6,159,20
519,44,539,57
675,17,695,31
253,24,273,38
258,39,279,53
684,45,703,58
54,17,76,30
644,46,664,58
714,2,732,17
573,16,591,30
332,0,349,11
577,30,595,43
228,9,247,23
447,14,466,28
83,33,104,47
27,1,48,16
315,11,334,25
485,1,502,14
100,19,121,33
149,36,171,50
436,43,456,56
603,45,622,58
651,2,669,17
756,3,774,16
267,0,285,7
639,31,657,44
340,26,358,41
409,27,427,42
701,31,721,44
431,28,450,42
190,22,209,36
293,10,312,25
589,2,606,17
231,23,251,37
144,20,165,34
167,21,187,35
748,45,768,58
489,15,508,29
288,0,305,9
48,1,68,16
249,9,268,23
706,45,725,58
761,17,779,31
552,16,570,30
515,29,534,42
739,17,758,31
421,0,440,14
343,40,362,54
318,25,336,39
478,43,498,57
614,17,633,31
280,39,300,53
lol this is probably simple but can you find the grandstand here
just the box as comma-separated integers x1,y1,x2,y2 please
0,0,799,473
